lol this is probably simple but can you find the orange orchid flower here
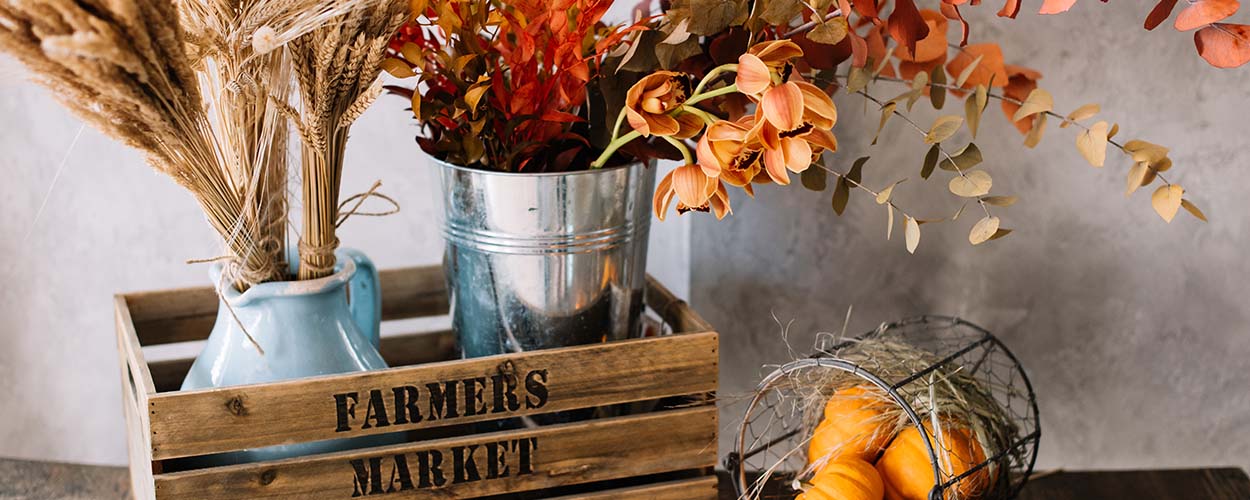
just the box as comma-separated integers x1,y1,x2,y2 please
624,71,694,137
654,164,731,221
748,82,840,185
696,117,763,190
735,40,804,96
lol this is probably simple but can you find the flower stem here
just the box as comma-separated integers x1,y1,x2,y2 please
662,135,694,165
694,64,739,95
682,106,719,126
591,130,642,169
686,83,739,106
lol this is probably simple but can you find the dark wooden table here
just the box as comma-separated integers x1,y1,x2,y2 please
3,457,1247,499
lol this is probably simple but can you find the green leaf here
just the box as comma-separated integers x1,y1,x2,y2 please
832,179,850,215
849,156,869,183
802,166,828,191
939,143,982,171
921,144,939,179
929,65,947,110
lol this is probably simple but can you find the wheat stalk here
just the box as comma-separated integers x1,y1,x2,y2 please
287,2,407,279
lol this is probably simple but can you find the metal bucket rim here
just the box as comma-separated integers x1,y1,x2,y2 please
425,153,653,178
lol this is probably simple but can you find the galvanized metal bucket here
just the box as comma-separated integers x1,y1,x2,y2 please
430,156,656,358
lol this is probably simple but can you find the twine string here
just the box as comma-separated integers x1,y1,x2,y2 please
335,179,400,228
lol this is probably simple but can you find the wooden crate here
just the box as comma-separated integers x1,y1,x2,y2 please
115,266,719,499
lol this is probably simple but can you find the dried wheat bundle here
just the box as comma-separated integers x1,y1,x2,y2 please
285,2,407,279
0,0,283,285
0,0,396,291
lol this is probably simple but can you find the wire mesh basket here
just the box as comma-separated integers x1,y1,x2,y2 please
727,315,1040,500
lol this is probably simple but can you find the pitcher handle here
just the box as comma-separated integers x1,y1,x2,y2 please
340,248,382,348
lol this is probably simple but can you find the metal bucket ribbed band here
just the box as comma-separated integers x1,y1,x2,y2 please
441,220,650,255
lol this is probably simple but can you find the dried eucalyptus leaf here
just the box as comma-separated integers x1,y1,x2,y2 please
949,170,992,197
874,102,897,145
1076,121,1109,167
876,179,905,204
925,115,964,144
1012,88,1054,122
886,205,895,240
955,54,983,88
1023,113,1047,148
1061,103,1100,128
982,195,1018,207
969,216,1001,245
761,0,803,24
1181,199,1208,222
847,66,871,93
809,17,849,45
905,216,921,253
1151,184,1184,223
1126,162,1149,196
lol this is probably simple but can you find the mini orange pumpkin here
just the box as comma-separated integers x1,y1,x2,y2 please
807,386,893,465
876,422,989,500
796,457,885,500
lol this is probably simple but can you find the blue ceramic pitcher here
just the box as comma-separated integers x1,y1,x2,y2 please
181,248,392,462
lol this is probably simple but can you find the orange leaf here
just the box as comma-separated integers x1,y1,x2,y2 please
1039,0,1078,14
888,0,931,58
946,44,1008,89
940,3,970,46
1175,0,1240,31
998,0,1023,18
1195,23,1250,68
1001,65,1042,135
1145,0,1179,30
895,10,949,62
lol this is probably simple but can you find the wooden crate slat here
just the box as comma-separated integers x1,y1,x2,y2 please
644,276,711,333
146,332,718,460
151,406,717,500
126,266,449,346
116,296,155,397
545,475,718,500
145,330,459,393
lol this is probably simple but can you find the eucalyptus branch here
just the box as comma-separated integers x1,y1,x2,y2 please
784,8,844,38
863,74,1173,186
851,88,994,218
810,162,922,221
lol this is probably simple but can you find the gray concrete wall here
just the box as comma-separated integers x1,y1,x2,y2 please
695,5,1250,472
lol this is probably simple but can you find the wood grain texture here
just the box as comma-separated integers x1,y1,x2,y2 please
152,406,718,500
146,332,718,460
125,266,449,346
547,476,718,500
116,296,154,397
645,276,711,333
146,330,459,393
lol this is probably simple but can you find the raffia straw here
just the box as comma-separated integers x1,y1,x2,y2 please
793,335,1023,499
